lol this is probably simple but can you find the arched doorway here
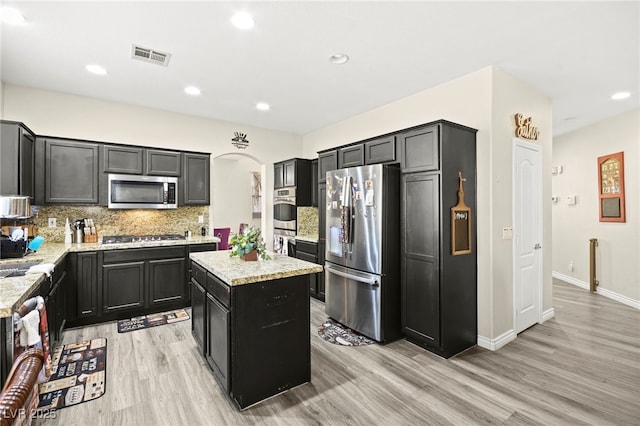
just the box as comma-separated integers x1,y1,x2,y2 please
211,153,266,245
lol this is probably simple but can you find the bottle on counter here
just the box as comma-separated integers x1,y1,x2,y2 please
64,218,72,244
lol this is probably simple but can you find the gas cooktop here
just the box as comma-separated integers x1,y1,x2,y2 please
101,234,186,244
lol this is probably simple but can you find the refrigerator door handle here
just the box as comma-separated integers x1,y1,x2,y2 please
325,265,379,287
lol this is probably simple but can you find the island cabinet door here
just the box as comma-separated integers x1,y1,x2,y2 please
190,279,206,354
206,293,230,392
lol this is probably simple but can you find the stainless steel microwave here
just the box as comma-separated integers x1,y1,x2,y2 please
108,174,177,209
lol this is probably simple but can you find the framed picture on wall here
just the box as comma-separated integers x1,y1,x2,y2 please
597,151,625,222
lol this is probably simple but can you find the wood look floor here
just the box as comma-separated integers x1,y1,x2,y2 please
34,279,640,426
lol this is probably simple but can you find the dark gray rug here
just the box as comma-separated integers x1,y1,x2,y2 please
318,318,375,346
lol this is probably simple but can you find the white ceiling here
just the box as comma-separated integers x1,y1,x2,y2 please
1,1,638,137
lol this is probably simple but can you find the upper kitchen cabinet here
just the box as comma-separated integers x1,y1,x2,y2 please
397,124,439,173
181,152,210,206
0,121,35,198
337,144,365,169
273,158,312,206
103,145,144,174
36,137,100,205
365,135,396,165
146,149,181,176
311,159,318,207
317,150,337,183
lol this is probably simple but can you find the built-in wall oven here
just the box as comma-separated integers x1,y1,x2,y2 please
273,187,296,231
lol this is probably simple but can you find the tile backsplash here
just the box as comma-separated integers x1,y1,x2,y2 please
31,205,209,242
297,207,319,237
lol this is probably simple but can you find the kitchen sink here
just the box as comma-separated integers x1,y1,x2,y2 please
0,261,41,278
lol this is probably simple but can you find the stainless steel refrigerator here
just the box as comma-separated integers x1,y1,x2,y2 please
324,163,401,342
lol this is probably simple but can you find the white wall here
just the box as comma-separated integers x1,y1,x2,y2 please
2,83,304,246
0,81,4,118
302,66,553,346
552,109,640,307
211,156,262,234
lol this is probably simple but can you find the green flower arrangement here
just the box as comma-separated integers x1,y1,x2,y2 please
229,226,271,260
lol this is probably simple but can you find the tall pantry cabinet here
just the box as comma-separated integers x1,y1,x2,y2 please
399,121,477,358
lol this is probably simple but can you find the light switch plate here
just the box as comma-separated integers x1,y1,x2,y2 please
198,215,204,223
502,226,513,240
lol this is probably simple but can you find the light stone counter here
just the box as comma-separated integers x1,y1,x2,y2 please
190,250,323,286
0,236,220,318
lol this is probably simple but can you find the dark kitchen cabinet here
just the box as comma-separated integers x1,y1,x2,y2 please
318,150,337,183
72,251,99,321
338,144,365,169
295,240,319,298
397,125,439,173
149,257,187,306
365,136,396,165
274,163,284,189
37,138,100,204
273,158,312,205
190,258,310,410
101,246,187,320
190,278,206,353
205,272,230,391
311,159,318,207
102,261,145,314
146,149,181,176
40,255,69,351
0,121,35,198
103,145,144,174
400,121,477,358
318,183,327,241
181,152,210,205
283,160,296,187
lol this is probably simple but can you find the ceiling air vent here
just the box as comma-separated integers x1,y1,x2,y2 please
131,45,171,67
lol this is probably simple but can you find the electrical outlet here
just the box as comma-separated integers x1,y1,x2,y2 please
48,218,57,228
198,215,204,224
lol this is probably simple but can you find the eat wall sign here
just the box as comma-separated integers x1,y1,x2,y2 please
514,113,540,140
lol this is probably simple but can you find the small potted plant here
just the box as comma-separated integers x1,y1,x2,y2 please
229,226,271,261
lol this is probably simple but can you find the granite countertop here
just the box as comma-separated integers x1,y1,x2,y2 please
295,235,319,243
0,236,220,318
190,250,323,286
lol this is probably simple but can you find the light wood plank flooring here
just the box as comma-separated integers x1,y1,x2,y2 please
35,279,640,425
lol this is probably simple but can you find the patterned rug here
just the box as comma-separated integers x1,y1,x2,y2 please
37,338,107,411
318,318,375,346
117,309,190,333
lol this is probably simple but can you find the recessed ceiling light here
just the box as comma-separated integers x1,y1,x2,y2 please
329,54,349,65
86,64,107,75
256,102,270,111
231,12,255,30
184,86,201,96
611,92,631,100
0,6,26,25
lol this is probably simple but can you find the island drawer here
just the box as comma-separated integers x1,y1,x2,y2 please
191,260,207,285
206,272,230,308
296,240,317,256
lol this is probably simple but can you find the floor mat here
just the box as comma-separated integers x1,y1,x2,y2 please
318,318,375,346
117,309,190,333
37,338,107,411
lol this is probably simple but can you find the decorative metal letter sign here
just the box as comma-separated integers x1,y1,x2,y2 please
231,132,250,149
514,113,540,140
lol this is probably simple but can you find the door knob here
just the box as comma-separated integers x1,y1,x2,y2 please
534,243,542,250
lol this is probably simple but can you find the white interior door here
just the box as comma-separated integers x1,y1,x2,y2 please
513,139,543,334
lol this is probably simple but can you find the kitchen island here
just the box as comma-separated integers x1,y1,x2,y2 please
189,250,322,410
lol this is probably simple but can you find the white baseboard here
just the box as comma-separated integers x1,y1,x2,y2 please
541,307,555,322
477,329,516,351
553,271,640,310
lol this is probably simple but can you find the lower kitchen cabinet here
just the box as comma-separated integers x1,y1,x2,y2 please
190,258,310,410
190,278,206,352
68,243,210,327
317,240,326,301
295,240,320,300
